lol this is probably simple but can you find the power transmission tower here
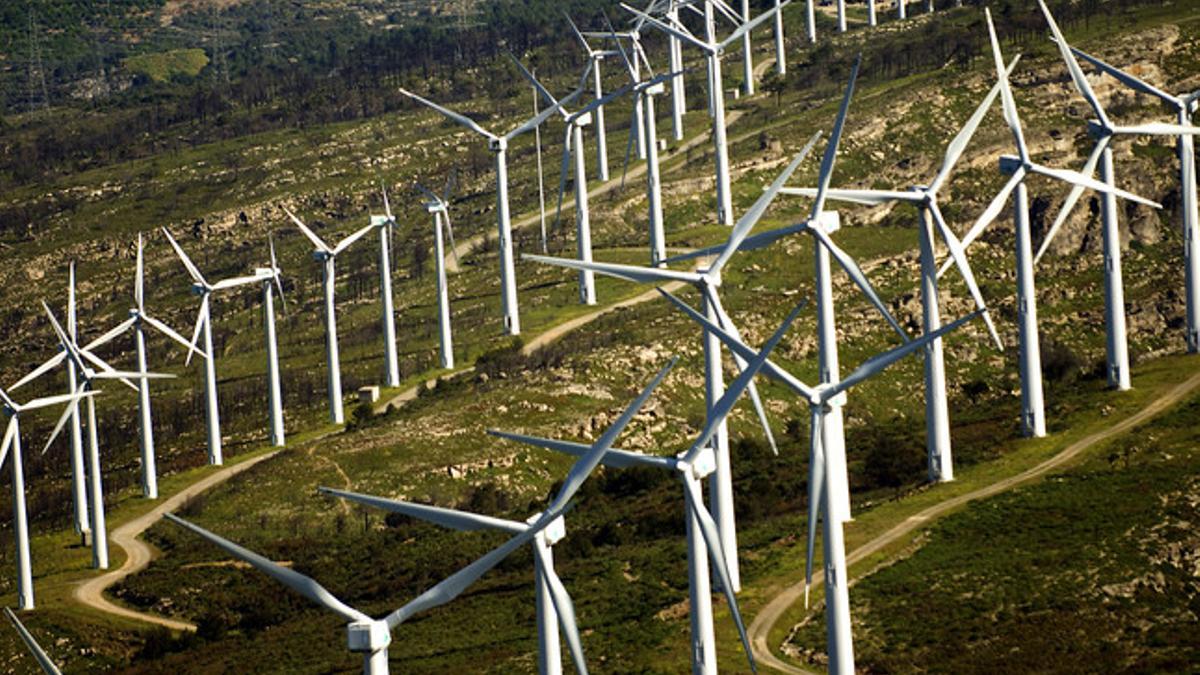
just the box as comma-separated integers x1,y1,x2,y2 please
27,5,51,111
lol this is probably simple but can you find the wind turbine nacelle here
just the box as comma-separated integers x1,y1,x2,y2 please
645,82,667,96
528,513,566,546
688,445,717,480
189,283,206,297
425,203,443,214
1085,119,1111,139
575,111,594,128
488,137,508,152
815,210,841,235
370,215,390,228
312,250,331,262
347,620,391,653
998,155,1023,176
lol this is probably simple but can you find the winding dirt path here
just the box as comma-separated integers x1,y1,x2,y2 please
748,369,1200,674
71,450,283,632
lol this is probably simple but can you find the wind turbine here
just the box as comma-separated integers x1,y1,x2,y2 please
948,10,1159,437
371,185,402,388
283,208,376,425
1033,0,1200,390
258,236,287,446
163,228,268,463
566,15,619,182
511,55,632,306
773,0,788,73
666,0,688,141
1064,48,1200,355
4,606,63,674
167,359,677,675
624,0,791,227
526,134,821,591
777,59,1017,482
399,80,582,336
0,386,94,609
492,299,805,674
585,6,654,161
40,302,174,570
662,289,983,675
416,178,460,369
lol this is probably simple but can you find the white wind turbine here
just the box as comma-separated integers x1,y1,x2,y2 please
40,302,174,570
163,228,271,463
662,289,983,675
1033,0,1200,390
625,0,791,227
399,82,582,336
664,0,689,141
0,386,94,609
416,178,460,369
777,59,1016,482
167,359,676,675
511,55,633,306
1065,48,1200,355
586,2,657,160
4,606,63,674
526,134,822,591
566,15,620,182
948,10,1159,437
371,185,403,388
283,208,376,425
773,0,788,72
14,237,205,499
257,236,287,446
493,300,805,675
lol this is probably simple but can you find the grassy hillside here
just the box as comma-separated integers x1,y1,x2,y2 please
1,0,1199,672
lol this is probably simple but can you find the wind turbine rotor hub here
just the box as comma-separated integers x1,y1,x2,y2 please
346,620,391,653
998,154,1024,176
528,513,566,545
688,445,717,479
370,215,390,228
1086,119,1113,139
488,137,508,152
190,283,206,297
313,251,332,262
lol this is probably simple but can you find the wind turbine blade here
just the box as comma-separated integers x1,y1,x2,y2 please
270,234,287,315
0,387,14,411
718,0,790,53
1070,47,1179,107
444,211,461,269
822,310,983,402
524,254,705,285
554,129,572,234
161,228,208,287
84,317,137,351
620,112,637,190
547,358,678,515
710,131,823,276
319,487,524,533
805,224,909,341
386,360,678,631
1035,137,1109,264
166,514,370,623
682,479,757,673
706,290,778,454
533,548,590,675
40,302,85,374
928,201,1003,350
399,87,498,140
486,430,671,470
620,3,712,53
664,223,809,266
141,314,208,361
565,12,595,57
21,391,96,411
8,353,66,392
1026,162,1161,209
940,168,1024,278
41,393,91,456
1039,0,1109,128
658,288,819,400
283,207,332,254
186,296,210,368
0,419,17,469
212,275,266,292
382,182,393,221
333,222,377,256
135,233,145,311
680,299,806,465
804,408,824,608
602,11,638,80
781,186,919,206
575,81,636,120
4,606,62,675
506,88,584,141
508,53,560,110
67,262,76,339
811,56,861,218
930,56,1020,193
985,9,1029,161
1114,122,1200,136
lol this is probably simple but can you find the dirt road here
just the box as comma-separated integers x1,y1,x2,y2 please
747,369,1200,674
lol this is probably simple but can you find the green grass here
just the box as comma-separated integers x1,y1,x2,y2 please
122,49,210,83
